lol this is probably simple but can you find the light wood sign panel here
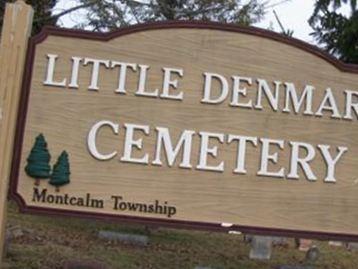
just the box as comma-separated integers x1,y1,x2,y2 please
10,22,358,240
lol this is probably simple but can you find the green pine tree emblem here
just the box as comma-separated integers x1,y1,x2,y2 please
49,151,70,192
25,134,51,185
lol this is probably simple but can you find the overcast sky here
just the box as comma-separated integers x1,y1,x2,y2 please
55,0,351,44
256,0,315,43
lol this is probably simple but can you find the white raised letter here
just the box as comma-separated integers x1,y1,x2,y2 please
111,61,137,94
201,73,229,104
83,58,110,91
318,144,347,183
257,138,285,178
87,120,119,160
197,132,224,172
160,67,184,100
255,79,281,111
344,90,358,120
228,135,257,174
152,127,195,168
230,76,253,108
121,123,149,164
136,65,159,97
68,57,82,89
288,142,317,181
283,83,314,115
316,88,341,119
44,54,67,87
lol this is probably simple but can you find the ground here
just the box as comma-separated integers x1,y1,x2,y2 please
3,201,358,269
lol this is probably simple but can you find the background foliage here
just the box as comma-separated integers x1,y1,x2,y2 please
309,0,358,63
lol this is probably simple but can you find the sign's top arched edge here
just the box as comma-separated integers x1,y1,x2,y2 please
32,20,358,74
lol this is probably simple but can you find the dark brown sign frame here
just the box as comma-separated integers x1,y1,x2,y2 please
9,21,358,242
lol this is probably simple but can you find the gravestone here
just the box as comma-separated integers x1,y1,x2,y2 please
272,236,289,246
249,236,273,260
328,241,343,247
298,239,313,252
306,246,320,261
98,230,149,246
347,242,358,251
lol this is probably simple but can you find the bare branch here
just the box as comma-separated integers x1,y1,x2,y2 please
48,0,100,21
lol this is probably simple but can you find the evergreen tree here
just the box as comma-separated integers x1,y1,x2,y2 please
50,151,70,192
1,0,266,35
25,134,51,185
309,0,358,63
76,0,265,32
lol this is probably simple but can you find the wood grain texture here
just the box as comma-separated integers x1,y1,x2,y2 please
0,0,33,259
11,23,358,239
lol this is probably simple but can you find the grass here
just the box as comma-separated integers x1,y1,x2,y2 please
3,201,358,269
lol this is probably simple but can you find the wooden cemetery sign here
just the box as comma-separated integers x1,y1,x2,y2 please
8,21,358,241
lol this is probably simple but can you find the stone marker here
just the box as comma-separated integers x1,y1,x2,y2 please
306,246,320,262
272,236,289,246
347,242,358,251
98,230,149,246
298,239,312,252
249,236,273,260
328,241,343,247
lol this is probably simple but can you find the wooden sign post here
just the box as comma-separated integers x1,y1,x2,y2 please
0,0,33,261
